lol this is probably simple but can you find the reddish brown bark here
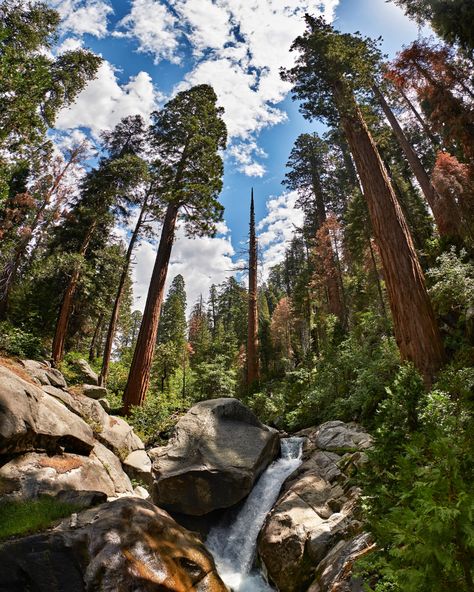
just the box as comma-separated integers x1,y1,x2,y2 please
335,83,444,382
122,203,179,414
311,168,345,322
99,193,149,386
51,223,96,366
373,84,462,239
247,189,260,386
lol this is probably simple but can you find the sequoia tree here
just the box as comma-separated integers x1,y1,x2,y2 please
283,16,444,382
122,85,227,413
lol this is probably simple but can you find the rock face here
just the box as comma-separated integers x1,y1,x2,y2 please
0,366,95,456
0,362,144,501
150,398,280,515
20,359,68,388
0,497,228,592
43,384,144,459
258,421,372,592
0,445,133,498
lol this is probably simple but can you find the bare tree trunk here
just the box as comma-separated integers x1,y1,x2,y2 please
99,194,149,386
373,84,462,239
51,223,96,366
247,189,260,386
334,83,444,383
122,203,179,414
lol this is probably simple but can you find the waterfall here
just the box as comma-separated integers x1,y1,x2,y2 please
206,437,304,592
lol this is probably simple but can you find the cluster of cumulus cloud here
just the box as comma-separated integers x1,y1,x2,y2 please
48,0,335,311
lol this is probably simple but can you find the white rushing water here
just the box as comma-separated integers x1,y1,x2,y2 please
206,437,304,592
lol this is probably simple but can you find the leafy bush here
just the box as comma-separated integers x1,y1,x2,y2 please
127,394,184,443
0,321,45,358
360,365,474,592
266,311,401,431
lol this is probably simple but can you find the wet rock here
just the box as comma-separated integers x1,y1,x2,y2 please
0,366,94,456
258,421,372,592
309,533,374,592
0,497,228,592
150,398,279,515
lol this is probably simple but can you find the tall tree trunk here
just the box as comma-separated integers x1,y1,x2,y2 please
334,83,444,382
373,84,463,239
311,167,345,322
51,223,96,366
89,312,104,362
122,203,179,414
397,87,439,146
247,189,260,386
99,194,149,386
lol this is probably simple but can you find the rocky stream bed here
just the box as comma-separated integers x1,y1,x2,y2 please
0,358,374,592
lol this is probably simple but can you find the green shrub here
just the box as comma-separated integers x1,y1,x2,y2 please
0,321,45,358
360,365,474,592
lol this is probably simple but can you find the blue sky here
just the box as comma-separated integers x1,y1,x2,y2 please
50,0,426,311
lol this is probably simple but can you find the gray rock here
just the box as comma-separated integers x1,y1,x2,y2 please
42,384,144,459
123,449,152,486
0,446,132,499
20,359,67,388
133,485,150,499
72,358,99,385
98,414,144,460
312,421,373,452
0,366,94,456
0,497,227,592
149,398,280,515
91,441,134,495
82,383,107,399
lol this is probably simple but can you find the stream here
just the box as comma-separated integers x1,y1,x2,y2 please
206,437,304,592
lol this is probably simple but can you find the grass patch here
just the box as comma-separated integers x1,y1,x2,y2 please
0,496,81,541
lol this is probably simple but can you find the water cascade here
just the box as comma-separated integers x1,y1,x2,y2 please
206,437,304,592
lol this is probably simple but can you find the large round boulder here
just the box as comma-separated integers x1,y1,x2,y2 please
0,497,227,592
149,398,279,515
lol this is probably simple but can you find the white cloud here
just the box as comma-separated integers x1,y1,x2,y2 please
132,225,237,315
228,141,267,177
50,0,113,37
56,61,161,136
116,0,340,176
115,0,181,64
257,191,304,278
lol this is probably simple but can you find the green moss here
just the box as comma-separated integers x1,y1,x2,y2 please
0,497,81,541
